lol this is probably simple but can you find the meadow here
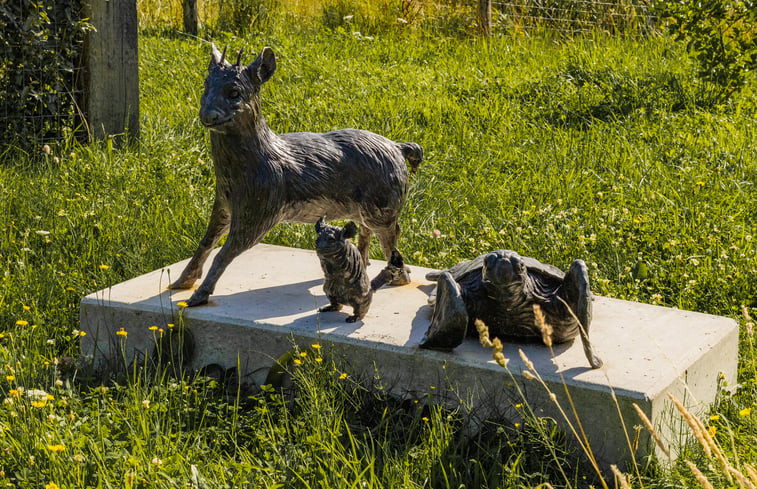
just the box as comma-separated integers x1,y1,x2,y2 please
0,4,756,488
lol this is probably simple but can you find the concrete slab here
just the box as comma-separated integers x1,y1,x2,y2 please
80,244,738,469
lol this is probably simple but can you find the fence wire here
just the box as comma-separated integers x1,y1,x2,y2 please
0,1,87,147
490,0,656,34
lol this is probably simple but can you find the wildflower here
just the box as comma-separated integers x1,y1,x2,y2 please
311,343,321,350
116,328,127,338
167,323,175,329
421,417,429,422
98,386,108,395
42,144,51,155
99,264,109,270
515,403,523,409
9,389,20,398
148,325,158,331
44,483,59,489
55,380,63,387
708,425,717,437
293,359,302,366
5,375,13,382
73,453,85,464
695,180,705,187
432,229,442,238
338,373,348,380
142,399,150,409
315,357,323,363
47,444,65,452
16,320,28,327
79,331,86,337
710,414,720,421
151,457,162,466
740,407,752,417
22,305,30,311
31,400,47,408
177,301,189,308
300,351,308,358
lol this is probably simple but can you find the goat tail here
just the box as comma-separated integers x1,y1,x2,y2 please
397,142,423,174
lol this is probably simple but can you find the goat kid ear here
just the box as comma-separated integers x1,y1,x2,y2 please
315,217,325,234
246,46,277,84
342,222,358,240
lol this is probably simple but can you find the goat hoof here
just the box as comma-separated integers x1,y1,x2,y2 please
346,315,359,323
186,292,209,307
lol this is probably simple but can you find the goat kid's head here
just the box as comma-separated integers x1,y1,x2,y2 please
315,218,359,256
199,44,277,131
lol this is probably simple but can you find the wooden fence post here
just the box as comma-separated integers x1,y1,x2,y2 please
183,0,198,35
479,0,492,36
82,0,140,141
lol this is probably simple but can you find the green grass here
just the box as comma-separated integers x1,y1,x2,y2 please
1,15,757,489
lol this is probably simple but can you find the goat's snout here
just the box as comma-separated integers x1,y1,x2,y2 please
199,107,226,127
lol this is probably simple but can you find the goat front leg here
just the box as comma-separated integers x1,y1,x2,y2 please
170,198,231,290
185,222,270,306
376,223,411,286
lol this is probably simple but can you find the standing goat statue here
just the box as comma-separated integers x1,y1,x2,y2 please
170,44,423,306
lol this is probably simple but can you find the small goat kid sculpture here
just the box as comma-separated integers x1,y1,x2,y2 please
170,45,423,306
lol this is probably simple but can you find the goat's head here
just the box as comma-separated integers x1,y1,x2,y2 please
199,44,277,132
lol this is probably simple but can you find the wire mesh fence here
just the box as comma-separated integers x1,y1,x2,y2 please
491,0,656,34
0,1,88,147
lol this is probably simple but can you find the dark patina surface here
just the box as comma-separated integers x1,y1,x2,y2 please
169,45,423,306
314,218,372,323
421,250,603,369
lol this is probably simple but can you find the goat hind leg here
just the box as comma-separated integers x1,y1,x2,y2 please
357,225,372,266
376,223,411,286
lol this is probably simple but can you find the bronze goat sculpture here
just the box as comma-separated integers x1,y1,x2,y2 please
169,45,423,306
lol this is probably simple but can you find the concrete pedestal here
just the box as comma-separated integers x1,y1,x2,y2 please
80,244,738,468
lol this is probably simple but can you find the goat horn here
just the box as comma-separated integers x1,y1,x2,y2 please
235,47,245,67
219,45,228,65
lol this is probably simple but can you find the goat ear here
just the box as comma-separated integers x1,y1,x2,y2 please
342,222,358,240
246,46,276,84
315,217,325,233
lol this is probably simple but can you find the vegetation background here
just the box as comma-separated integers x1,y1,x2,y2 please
0,0,755,487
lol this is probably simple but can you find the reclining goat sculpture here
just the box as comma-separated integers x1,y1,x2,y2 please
170,44,423,306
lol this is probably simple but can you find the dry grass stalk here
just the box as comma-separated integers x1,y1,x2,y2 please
728,466,756,489
666,392,711,457
632,403,670,459
474,319,494,348
693,413,731,480
743,305,754,337
533,304,553,347
745,464,757,487
685,460,715,489
519,348,535,371
610,464,631,489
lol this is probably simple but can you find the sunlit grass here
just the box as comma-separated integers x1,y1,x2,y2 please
1,10,756,488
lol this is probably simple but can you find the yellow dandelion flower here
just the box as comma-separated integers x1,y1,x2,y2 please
22,305,31,311
710,415,720,421
422,417,429,422
45,483,60,489
79,331,86,337
515,403,523,409
167,323,175,329
299,351,308,358
148,325,158,331
99,264,110,270
31,400,47,408
338,373,348,380
16,320,28,327
293,359,302,366
695,181,705,187
708,426,717,437
311,344,321,350
45,394,54,401
159,328,164,335
740,407,752,417
46,444,65,452
6,375,14,382
315,357,323,363
177,301,189,308
9,389,20,397
116,328,127,338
